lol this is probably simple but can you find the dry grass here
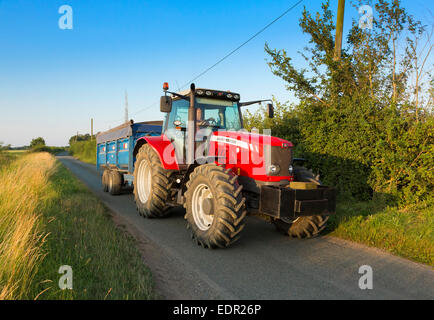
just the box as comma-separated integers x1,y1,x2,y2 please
0,153,56,299
0,152,155,300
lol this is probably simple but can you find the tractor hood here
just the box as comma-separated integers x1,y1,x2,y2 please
210,131,293,149
208,131,294,183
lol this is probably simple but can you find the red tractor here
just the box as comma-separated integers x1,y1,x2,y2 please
132,83,336,248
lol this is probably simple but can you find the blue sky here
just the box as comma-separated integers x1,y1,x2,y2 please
0,0,432,146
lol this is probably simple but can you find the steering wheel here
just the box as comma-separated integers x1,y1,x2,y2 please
199,117,217,126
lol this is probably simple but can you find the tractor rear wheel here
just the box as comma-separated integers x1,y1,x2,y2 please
133,144,174,218
184,164,246,248
273,166,329,238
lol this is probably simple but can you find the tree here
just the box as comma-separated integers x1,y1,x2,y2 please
30,137,46,149
257,0,433,203
68,133,91,146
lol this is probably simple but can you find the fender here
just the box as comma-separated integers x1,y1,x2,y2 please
135,135,179,170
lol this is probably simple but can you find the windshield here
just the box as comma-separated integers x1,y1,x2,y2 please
195,98,242,131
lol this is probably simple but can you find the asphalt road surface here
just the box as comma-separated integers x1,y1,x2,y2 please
58,155,433,300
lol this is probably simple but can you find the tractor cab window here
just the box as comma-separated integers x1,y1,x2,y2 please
167,99,189,129
195,98,242,131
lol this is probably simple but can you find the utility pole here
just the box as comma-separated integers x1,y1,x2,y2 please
91,118,94,140
334,0,346,61
124,90,129,123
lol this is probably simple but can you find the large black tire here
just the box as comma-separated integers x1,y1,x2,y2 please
133,144,174,218
293,166,322,184
102,169,109,192
184,164,246,249
108,170,123,195
273,166,329,238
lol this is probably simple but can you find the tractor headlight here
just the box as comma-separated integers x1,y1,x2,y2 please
288,165,294,175
268,164,280,175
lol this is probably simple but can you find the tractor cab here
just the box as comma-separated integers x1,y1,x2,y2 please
160,83,274,166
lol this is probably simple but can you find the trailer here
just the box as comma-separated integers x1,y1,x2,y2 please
96,120,162,194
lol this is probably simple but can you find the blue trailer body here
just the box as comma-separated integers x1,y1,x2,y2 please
96,121,162,185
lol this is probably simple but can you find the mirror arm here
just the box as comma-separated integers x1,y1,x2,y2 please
239,99,273,107
166,91,190,101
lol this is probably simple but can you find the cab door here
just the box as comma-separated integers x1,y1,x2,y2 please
164,99,189,164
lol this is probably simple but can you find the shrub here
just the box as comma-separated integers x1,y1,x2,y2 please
246,0,434,205
29,145,66,155
69,140,96,164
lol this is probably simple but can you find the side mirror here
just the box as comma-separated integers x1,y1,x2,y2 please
160,96,172,113
267,103,274,119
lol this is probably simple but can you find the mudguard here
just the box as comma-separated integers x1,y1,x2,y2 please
138,135,179,170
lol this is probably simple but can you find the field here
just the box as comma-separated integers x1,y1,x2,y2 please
0,152,156,299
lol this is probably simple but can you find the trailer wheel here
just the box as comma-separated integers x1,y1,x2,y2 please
102,169,110,192
273,166,329,238
184,164,246,249
108,170,123,195
133,144,174,218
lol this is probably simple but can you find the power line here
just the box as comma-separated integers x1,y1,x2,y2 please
109,0,304,124
179,0,304,89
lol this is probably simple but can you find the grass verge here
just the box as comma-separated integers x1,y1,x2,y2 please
0,152,156,300
327,198,433,266
0,152,53,299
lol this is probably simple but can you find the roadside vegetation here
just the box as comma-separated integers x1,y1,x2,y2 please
244,0,433,265
329,200,433,265
28,137,67,155
0,152,156,299
69,139,96,164
28,145,67,155
1,138,67,155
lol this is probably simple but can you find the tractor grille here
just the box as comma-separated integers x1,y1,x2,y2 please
271,146,292,176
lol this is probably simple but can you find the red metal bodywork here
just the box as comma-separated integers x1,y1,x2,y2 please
140,135,179,170
209,131,294,182
141,131,294,183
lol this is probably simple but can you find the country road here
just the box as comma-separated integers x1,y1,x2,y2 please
57,155,433,300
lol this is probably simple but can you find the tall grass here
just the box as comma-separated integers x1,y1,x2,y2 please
0,153,55,299
0,152,155,300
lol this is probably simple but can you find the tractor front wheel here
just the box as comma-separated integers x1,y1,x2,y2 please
184,164,246,249
273,166,329,238
273,215,329,239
